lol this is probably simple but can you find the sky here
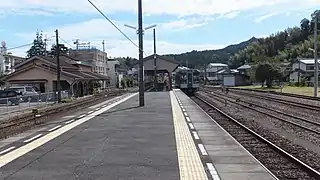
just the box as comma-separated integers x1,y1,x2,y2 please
0,0,319,58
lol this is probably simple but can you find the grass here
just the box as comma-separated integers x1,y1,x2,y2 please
234,85,316,96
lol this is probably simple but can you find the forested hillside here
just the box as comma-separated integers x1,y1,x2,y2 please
164,37,257,68
165,10,320,69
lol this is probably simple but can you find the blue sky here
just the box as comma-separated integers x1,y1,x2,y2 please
0,0,319,58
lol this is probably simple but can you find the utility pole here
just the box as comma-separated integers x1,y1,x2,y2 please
153,28,157,91
204,64,207,85
102,40,105,52
314,13,318,97
55,29,61,103
138,0,144,106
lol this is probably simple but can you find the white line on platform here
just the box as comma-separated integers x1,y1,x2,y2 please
192,131,200,139
88,111,94,114
64,119,75,124
188,123,195,130
48,125,62,132
78,114,86,118
206,163,220,180
0,92,138,169
198,144,208,155
23,134,43,143
0,147,15,155
186,117,191,122
184,112,188,116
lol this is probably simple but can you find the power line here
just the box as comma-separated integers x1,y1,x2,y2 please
6,43,33,51
87,0,147,56
58,36,75,48
6,35,55,51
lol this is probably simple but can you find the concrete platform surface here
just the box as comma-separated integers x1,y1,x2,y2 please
173,89,277,180
0,92,182,180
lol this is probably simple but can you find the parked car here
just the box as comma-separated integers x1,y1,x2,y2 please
4,86,39,102
0,90,22,106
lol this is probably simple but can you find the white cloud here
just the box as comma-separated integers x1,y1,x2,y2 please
160,18,211,31
9,18,225,58
9,39,225,59
254,12,279,23
0,0,318,17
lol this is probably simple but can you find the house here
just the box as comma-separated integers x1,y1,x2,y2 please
237,64,251,76
289,58,319,84
4,55,110,97
206,63,228,84
216,69,249,86
69,47,109,88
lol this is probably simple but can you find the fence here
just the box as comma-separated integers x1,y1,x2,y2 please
0,90,71,121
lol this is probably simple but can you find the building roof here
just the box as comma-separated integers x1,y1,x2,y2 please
217,69,239,74
143,54,180,65
237,64,251,70
298,58,320,64
208,63,228,67
6,55,109,81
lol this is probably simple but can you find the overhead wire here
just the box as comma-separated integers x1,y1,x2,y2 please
87,0,147,56
6,35,55,51
58,36,75,48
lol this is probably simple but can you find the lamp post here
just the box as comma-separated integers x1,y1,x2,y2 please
312,10,320,97
124,23,157,92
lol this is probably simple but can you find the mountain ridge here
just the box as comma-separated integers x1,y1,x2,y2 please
163,37,258,68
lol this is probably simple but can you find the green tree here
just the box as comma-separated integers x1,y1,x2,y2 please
49,44,70,56
255,63,281,88
26,31,47,58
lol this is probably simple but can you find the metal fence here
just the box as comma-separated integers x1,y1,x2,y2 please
0,90,71,121
0,86,135,121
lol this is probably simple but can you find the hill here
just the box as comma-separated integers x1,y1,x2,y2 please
164,37,258,68
165,10,320,69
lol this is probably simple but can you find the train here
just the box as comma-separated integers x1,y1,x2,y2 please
172,67,200,95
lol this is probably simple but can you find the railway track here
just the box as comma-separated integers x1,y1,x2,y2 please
192,93,320,180
202,87,320,111
200,89,320,135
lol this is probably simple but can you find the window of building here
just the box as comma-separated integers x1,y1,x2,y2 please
306,65,314,70
26,87,34,92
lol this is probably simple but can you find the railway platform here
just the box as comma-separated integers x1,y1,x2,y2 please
0,90,276,180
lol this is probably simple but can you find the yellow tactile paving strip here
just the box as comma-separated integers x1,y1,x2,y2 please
170,91,208,180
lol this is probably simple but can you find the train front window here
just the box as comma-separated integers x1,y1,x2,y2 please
181,74,187,83
194,75,200,83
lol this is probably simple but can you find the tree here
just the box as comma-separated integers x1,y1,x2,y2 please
255,63,281,88
49,44,70,56
26,31,47,58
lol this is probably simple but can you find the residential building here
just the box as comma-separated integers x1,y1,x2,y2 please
0,53,25,75
107,59,120,87
69,47,109,75
237,64,251,76
4,56,109,97
289,58,319,84
206,63,228,84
